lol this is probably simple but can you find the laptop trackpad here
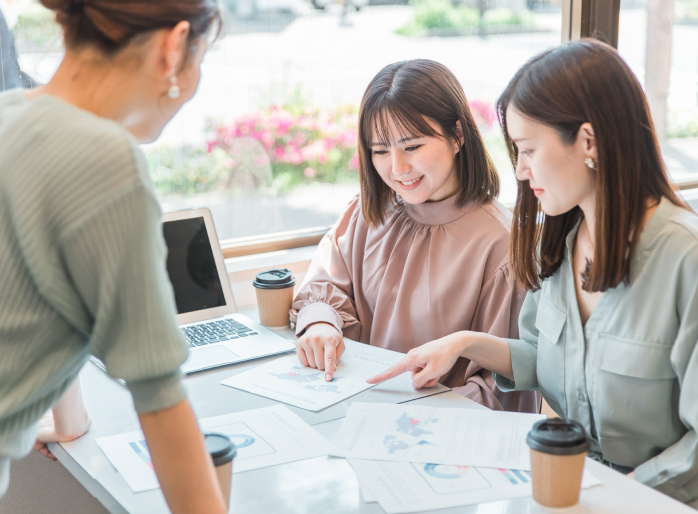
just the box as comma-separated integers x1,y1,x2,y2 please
182,346,240,374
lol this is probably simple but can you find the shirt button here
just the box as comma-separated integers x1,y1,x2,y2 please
578,393,586,402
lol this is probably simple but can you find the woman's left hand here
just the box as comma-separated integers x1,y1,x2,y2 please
367,333,467,389
33,378,92,461
33,409,92,461
627,471,635,480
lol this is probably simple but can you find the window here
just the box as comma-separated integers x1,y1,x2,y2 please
9,0,566,244
149,0,564,239
617,0,698,186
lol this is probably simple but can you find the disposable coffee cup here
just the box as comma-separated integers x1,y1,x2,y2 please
526,418,589,508
204,432,236,511
253,268,296,330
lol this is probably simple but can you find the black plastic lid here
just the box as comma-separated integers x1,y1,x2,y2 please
253,268,296,290
526,418,589,456
204,433,237,466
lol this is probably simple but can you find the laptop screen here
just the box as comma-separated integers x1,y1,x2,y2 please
163,217,227,314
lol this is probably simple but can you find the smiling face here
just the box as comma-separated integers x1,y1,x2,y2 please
506,106,597,216
370,116,461,204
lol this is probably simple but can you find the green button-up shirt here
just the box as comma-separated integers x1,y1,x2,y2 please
495,197,698,503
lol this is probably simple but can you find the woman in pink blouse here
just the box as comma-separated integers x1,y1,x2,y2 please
290,59,539,412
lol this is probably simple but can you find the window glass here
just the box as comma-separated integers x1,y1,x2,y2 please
618,0,698,185
8,0,565,240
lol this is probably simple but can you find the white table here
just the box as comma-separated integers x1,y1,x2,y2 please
50,319,695,514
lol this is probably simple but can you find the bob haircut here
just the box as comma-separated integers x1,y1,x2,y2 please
497,39,684,293
358,59,499,226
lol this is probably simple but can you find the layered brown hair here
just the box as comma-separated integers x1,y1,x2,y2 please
41,0,220,56
358,59,499,226
497,39,684,293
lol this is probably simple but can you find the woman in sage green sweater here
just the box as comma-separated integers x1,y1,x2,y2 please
0,1,227,512
370,40,698,506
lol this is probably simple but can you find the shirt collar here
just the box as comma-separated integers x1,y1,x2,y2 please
400,194,474,226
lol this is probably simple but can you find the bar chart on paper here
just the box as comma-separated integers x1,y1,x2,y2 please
95,433,160,492
128,440,154,472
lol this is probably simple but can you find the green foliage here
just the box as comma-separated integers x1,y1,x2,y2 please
484,7,534,26
397,1,533,36
676,0,698,21
13,2,62,52
207,88,360,193
668,107,698,138
146,145,229,196
413,0,479,30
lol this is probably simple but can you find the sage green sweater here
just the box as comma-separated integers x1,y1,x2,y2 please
0,89,188,459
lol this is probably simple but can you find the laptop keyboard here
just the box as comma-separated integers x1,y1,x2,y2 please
182,319,258,348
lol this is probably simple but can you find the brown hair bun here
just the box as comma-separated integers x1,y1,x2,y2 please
39,0,220,55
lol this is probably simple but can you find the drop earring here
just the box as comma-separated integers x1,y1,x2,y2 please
584,157,597,170
168,76,180,99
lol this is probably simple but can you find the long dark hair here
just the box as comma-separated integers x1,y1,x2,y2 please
497,39,684,292
358,59,499,226
41,0,220,56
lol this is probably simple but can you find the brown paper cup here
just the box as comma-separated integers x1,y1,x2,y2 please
215,460,232,511
255,285,295,329
530,449,586,508
204,433,236,512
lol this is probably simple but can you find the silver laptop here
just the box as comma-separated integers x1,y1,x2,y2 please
161,208,296,374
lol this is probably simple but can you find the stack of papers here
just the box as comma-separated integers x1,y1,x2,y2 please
219,339,449,411
95,405,329,493
329,403,601,513
349,459,601,513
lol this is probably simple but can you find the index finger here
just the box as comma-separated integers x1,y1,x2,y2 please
366,355,418,384
324,341,337,382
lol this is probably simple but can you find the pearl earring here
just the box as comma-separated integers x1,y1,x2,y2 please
168,76,180,99
584,157,597,170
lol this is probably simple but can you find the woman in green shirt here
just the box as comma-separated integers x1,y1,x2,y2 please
369,39,698,505
0,1,227,512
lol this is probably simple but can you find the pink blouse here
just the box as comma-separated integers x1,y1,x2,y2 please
290,195,539,413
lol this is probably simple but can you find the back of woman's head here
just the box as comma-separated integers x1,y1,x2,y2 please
358,59,499,226
497,39,682,292
41,0,220,55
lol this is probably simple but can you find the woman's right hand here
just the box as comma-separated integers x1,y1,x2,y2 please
296,322,345,381
366,333,469,389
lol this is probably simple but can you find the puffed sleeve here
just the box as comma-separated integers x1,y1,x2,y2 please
449,264,539,413
634,258,698,503
494,290,541,392
290,197,361,340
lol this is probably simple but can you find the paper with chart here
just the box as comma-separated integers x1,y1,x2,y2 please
95,405,329,493
219,339,448,412
198,405,330,472
331,403,546,470
348,459,602,513
95,432,160,492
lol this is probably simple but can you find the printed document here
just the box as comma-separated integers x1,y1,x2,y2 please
220,339,448,412
331,403,545,470
348,459,602,513
95,405,329,493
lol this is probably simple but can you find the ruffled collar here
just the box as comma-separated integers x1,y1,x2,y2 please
399,193,474,226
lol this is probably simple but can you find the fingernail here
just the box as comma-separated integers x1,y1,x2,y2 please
326,374,331,381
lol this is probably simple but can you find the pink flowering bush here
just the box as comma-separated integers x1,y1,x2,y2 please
202,96,496,192
468,99,496,131
207,103,359,190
